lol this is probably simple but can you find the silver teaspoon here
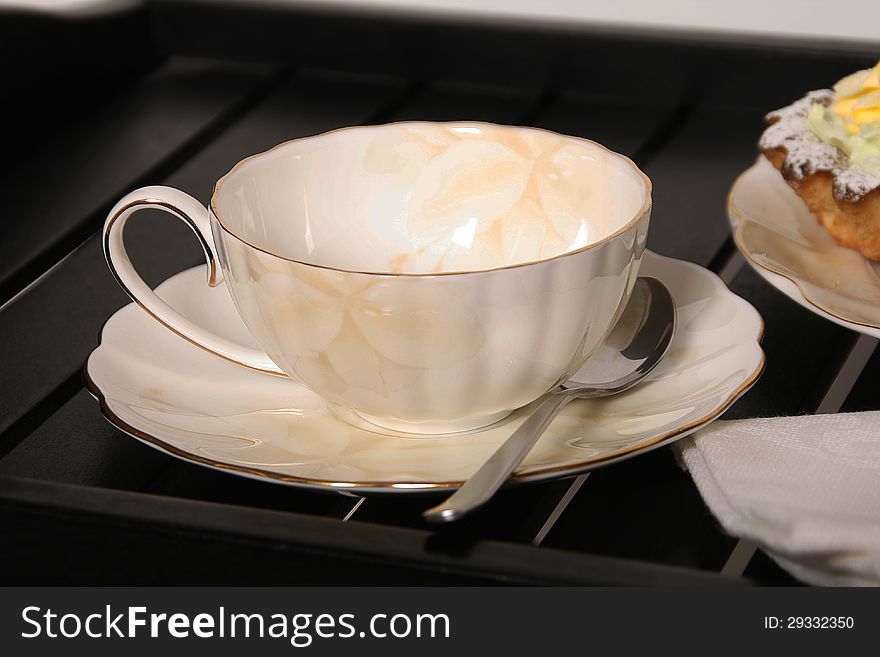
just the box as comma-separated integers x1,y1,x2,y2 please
423,276,676,524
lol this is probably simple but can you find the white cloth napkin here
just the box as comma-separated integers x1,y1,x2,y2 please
677,412,880,586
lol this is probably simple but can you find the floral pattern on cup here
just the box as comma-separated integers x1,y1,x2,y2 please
363,124,627,273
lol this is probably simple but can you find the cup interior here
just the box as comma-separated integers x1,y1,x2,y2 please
212,122,647,274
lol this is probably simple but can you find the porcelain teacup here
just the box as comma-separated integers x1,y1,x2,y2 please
104,122,651,434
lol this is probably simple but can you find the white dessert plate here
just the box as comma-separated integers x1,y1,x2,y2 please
730,156,880,338
85,250,764,493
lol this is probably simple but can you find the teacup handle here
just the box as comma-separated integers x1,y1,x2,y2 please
103,186,285,376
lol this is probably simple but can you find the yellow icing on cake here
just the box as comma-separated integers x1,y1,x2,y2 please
809,61,880,177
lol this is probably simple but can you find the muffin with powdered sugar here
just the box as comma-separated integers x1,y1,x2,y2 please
759,61,880,259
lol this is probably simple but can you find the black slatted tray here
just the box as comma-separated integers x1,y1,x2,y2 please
1,0,877,585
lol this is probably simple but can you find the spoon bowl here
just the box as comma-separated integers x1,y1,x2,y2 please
423,276,676,523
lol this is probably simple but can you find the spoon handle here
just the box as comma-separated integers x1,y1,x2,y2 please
423,391,575,523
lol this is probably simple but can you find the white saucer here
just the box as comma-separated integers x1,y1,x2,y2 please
85,251,764,493
730,157,880,339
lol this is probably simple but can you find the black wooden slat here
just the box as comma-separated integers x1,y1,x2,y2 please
532,91,681,162
540,448,737,570
723,267,858,419
139,456,348,516
0,475,747,585
699,55,876,114
136,70,411,208
0,391,168,490
383,80,541,123
0,57,276,306
0,70,405,474
640,107,766,265
0,387,345,521
0,384,341,521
